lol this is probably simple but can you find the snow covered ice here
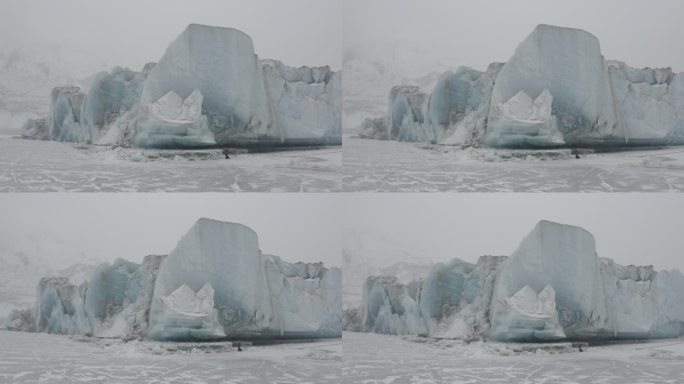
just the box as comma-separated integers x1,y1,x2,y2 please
0,133,341,192
352,220,684,342
20,24,341,149
0,330,341,384
6,218,341,341
343,134,684,192
343,331,684,383
359,24,684,148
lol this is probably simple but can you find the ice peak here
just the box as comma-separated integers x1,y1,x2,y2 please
184,23,253,42
192,218,258,236
532,24,600,41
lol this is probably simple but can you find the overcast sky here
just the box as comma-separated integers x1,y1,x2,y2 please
0,0,341,70
0,194,341,268
344,0,684,72
345,194,684,273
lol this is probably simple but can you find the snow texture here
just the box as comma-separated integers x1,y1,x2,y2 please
0,330,341,384
0,133,341,192
6,219,341,341
342,134,684,192
356,220,684,341
343,331,684,383
362,24,684,148
22,24,340,149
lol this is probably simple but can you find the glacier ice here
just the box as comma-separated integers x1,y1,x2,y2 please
134,89,214,148
362,24,684,148
48,87,87,143
147,283,225,340
23,24,340,149
488,285,566,341
150,219,341,340
6,219,341,341
84,255,165,338
354,220,684,342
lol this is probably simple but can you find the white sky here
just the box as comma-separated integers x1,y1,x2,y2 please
0,0,342,70
344,0,684,73
0,194,341,268
344,194,684,273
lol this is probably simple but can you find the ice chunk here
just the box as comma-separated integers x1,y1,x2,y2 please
85,255,165,338
4,308,34,331
134,89,215,148
264,255,342,338
360,256,506,339
140,24,274,146
48,87,87,142
490,220,611,338
486,90,564,147
20,118,49,141
83,67,148,144
147,283,225,340
489,285,566,341
426,67,496,146
262,60,342,145
34,277,90,335
148,219,274,340
388,86,434,142
149,218,340,340
358,116,389,140
361,276,426,335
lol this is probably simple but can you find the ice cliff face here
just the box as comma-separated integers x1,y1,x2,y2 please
22,24,340,148
362,24,684,148
5,219,341,341
355,221,684,342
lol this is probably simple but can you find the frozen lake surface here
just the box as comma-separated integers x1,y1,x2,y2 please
0,135,341,192
343,332,684,383
0,330,341,383
343,136,684,192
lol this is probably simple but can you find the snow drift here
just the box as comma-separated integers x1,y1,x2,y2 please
354,220,684,342
5,219,341,341
21,24,340,148
361,24,684,148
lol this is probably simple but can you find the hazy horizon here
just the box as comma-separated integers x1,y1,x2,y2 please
344,194,684,273
0,0,342,71
0,194,342,268
344,0,684,73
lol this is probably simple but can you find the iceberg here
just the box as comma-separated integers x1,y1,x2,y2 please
6,219,341,341
354,220,684,342
363,24,684,148
23,24,340,149
48,87,87,143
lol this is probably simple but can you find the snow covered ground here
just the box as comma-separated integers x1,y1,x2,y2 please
0,135,341,192
0,330,341,384
343,136,684,192
343,332,684,383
